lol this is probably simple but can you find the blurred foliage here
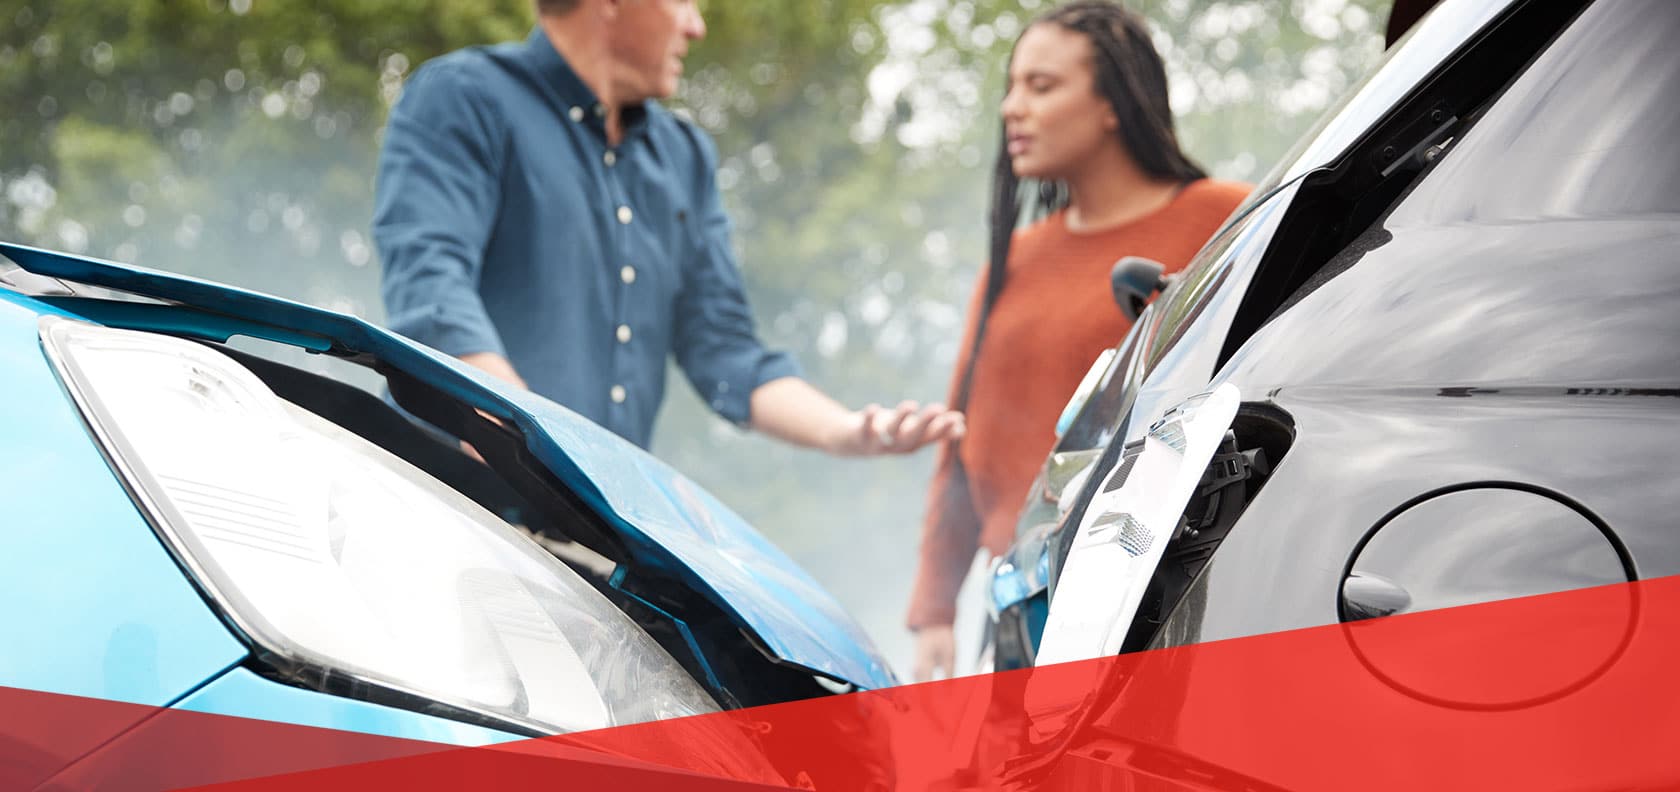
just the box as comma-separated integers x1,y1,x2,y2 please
0,0,1388,672
1,0,531,306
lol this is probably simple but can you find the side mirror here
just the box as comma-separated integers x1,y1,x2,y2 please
1110,256,1167,322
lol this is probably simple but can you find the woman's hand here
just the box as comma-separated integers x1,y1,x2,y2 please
912,624,956,682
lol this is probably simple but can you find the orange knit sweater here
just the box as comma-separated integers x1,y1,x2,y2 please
907,179,1251,628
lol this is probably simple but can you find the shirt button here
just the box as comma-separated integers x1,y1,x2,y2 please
616,324,632,343
620,265,637,284
568,106,584,122
604,150,617,167
593,103,606,118
610,385,627,404
616,205,633,224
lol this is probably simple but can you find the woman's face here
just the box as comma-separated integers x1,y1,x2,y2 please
1001,24,1119,181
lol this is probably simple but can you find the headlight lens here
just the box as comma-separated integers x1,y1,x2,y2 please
1035,385,1242,666
40,318,722,735
1053,347,1118,438
987,518,1059,618
1045,448,1104,520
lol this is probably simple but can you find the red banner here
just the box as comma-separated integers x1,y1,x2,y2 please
9,575,1679,791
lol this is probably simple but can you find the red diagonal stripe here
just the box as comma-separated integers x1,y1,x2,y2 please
7,576,1678,790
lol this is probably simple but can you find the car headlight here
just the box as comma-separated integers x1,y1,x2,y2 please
1034,384,1242,666
39,317,726,737
987,519,1056,618
1053,348,1118,438
989,330,1144,624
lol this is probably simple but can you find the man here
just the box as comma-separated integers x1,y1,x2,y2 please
374,0,962,454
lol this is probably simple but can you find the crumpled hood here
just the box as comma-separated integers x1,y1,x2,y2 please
0,241,897,691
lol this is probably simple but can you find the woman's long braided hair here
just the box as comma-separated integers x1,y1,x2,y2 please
955,1,1205,410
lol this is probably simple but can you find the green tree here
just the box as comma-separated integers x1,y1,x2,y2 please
1,0,531,307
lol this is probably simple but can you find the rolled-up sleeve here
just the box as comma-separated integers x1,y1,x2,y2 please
372,62,507,359
670,127,800,425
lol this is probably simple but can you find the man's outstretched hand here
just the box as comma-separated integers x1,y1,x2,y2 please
749,378,965,457
840,400,966,456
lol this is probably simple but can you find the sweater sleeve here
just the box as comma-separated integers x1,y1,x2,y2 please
905,272,990,629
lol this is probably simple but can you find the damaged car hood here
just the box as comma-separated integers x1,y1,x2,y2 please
1,241,897,691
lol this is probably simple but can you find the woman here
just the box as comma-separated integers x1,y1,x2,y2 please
907,0,1250,681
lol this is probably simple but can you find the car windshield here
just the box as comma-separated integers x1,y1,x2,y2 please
1388,1,1680,226
1235,0,1520,220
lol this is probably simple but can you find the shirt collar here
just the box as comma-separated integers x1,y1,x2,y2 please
523,27,651,141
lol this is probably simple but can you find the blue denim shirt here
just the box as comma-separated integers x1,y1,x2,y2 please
373,28,798,449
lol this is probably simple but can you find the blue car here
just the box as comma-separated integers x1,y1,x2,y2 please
0,242,894,786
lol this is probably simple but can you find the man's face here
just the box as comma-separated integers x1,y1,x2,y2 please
609,0,706,102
